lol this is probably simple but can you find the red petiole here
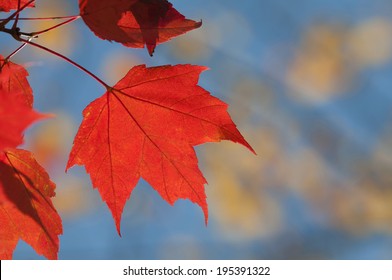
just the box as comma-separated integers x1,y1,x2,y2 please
1,3,107,90
20,38,111,90
19,16,81,37
0,0,34,28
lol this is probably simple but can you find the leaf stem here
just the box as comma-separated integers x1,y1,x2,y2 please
20,38,110,90
4,40,30,62
1,15,81,21
0,0,34,28
19,16,80,37
12,0,21,30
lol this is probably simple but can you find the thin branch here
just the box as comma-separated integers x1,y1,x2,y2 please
20,38,110,90
19,16,80,37
0,0,34,28
4,40,31,62
12,0,22,30
0,15,81,21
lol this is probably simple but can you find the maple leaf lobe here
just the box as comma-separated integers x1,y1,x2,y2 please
67,64,254,234
0,88,44,152
0,55,34,107
0,149,62,260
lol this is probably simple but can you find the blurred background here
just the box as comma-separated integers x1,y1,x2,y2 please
2,0,392,259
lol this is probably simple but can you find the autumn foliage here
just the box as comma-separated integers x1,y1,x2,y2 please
0,0,253,259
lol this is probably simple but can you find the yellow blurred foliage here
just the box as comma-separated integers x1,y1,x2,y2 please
52,175,94,218
286,24,351,103
203,98,392,238
169,10,252,62
347,18,392,68
23,0,76,59
28,112,75,166
170,28,212,61
203,128,284,240
230,78,276,123
286,18,392,104
101,51,143,85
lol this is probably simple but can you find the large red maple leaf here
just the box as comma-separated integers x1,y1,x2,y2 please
67,64,254,234
0,149,62,260
0,55,33,107
0,88,43,152
79,0,201,56
0,0,35,12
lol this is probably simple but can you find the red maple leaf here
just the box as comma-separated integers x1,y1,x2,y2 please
0,88,44,152
67,64,254,233
0,149,62,260
0,55,33,107
0,0,35,12
79,0,201,56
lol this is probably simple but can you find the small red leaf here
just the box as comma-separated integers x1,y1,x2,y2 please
0,88,44,152
0,0,35,12
67,64,254,234
0,149,62,260
79,0,201,56
0,55,33,107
